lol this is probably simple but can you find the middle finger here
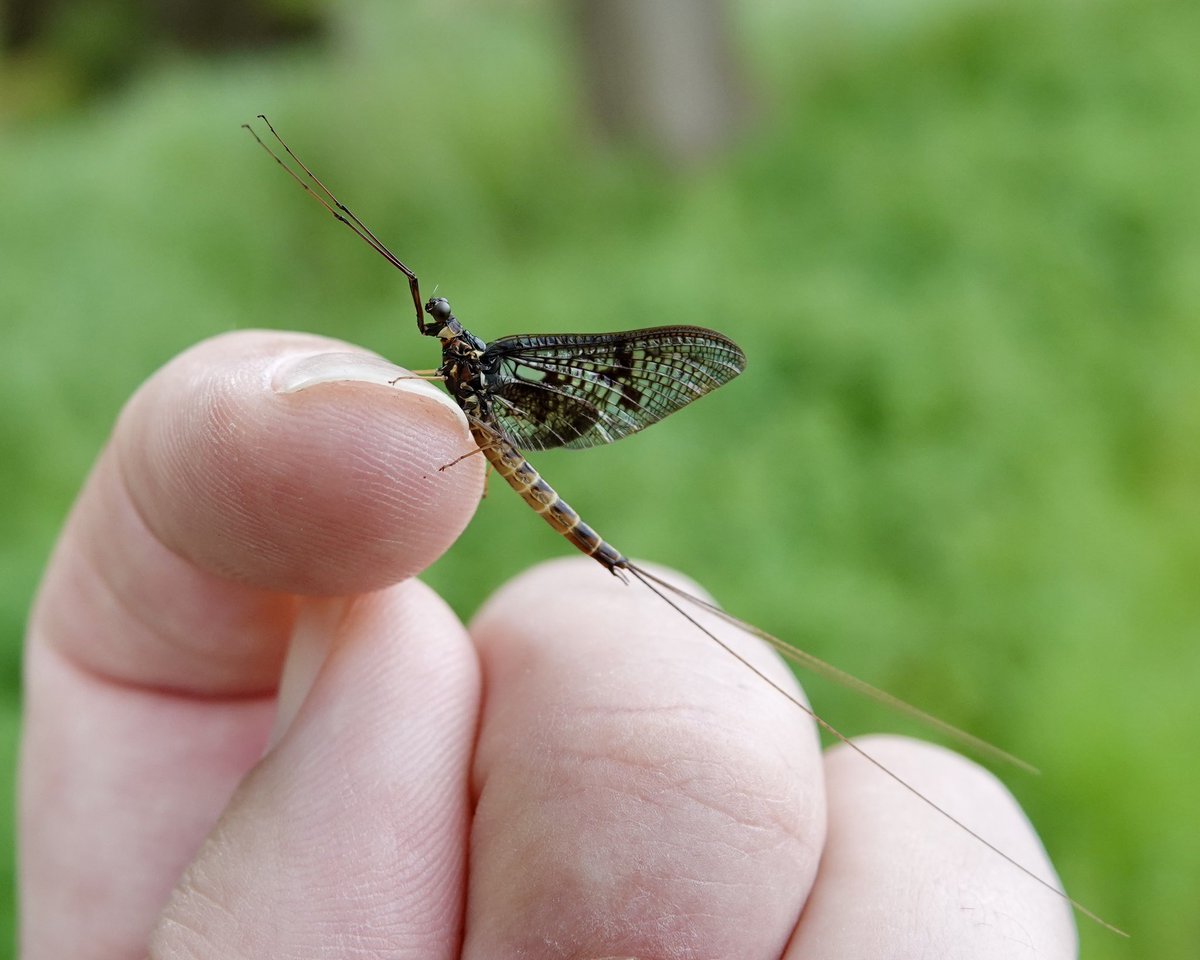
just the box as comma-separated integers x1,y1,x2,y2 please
464,557,825,960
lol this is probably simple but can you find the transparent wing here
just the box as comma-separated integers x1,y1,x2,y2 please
481,325,745,451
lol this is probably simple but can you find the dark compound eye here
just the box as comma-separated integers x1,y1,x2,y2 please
426,298,452,321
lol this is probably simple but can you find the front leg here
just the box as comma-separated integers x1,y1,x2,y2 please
438,446,487,472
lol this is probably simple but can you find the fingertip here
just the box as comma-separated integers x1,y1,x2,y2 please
271,579,482,780
825,734,1018,808
789,734,1077,958
822,735,1048,861
117,331,484,594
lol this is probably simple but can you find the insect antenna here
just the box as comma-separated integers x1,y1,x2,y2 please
620,560,1128,937
242,116,426,328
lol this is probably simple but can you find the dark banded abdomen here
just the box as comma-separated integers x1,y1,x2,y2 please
470,422,626,572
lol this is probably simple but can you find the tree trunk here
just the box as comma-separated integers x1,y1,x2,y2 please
569,0,752,167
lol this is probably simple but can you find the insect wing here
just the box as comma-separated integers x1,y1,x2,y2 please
482,326,745,451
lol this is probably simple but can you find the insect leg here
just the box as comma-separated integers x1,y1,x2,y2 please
389,371,446,385
438,446,488,472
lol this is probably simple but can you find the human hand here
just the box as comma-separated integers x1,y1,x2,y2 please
20,331,1076,958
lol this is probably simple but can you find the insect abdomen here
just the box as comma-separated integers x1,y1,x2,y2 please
471,424,625,571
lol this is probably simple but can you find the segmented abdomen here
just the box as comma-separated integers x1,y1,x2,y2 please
470,422,625,572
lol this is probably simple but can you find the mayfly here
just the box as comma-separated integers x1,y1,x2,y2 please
244,115,1122,936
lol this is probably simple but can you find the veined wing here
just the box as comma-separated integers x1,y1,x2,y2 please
481,325,745,451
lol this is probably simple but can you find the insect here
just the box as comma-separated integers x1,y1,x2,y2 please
243,115,1122,936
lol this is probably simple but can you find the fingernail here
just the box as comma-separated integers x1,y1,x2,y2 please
273,351,461,417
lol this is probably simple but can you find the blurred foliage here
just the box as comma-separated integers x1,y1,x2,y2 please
2,0,1198,956
1,0,323,112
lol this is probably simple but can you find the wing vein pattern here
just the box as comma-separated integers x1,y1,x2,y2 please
481,325,746,451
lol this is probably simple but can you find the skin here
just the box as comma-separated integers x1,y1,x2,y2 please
20,331,1077,959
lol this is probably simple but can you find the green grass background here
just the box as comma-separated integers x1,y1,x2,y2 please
2,0,1197,955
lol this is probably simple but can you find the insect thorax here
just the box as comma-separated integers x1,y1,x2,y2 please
436,323,491,408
